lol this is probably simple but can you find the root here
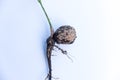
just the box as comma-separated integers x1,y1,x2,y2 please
45,73,59,80
54,45,73,62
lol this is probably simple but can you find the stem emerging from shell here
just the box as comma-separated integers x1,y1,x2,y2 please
38,0,54,36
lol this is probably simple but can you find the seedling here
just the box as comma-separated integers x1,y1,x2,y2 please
38,0,76,80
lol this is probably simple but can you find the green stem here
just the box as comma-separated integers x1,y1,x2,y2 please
38,0,54,36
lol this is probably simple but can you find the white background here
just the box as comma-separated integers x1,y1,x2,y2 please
0,0,120,80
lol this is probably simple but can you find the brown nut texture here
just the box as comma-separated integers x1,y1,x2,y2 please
53,25,76,44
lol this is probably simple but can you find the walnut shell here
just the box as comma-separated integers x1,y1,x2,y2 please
53,25,76,44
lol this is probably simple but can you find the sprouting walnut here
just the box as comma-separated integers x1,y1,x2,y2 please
38,0,77,80
53,25,76,44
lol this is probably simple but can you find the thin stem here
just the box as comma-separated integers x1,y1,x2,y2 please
38,0,54,36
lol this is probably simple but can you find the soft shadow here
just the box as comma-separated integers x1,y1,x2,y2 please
0,72,6,80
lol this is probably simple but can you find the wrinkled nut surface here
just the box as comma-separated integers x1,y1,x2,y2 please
53,25,76,44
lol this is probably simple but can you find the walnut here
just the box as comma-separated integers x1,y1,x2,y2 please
53,25,76,44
